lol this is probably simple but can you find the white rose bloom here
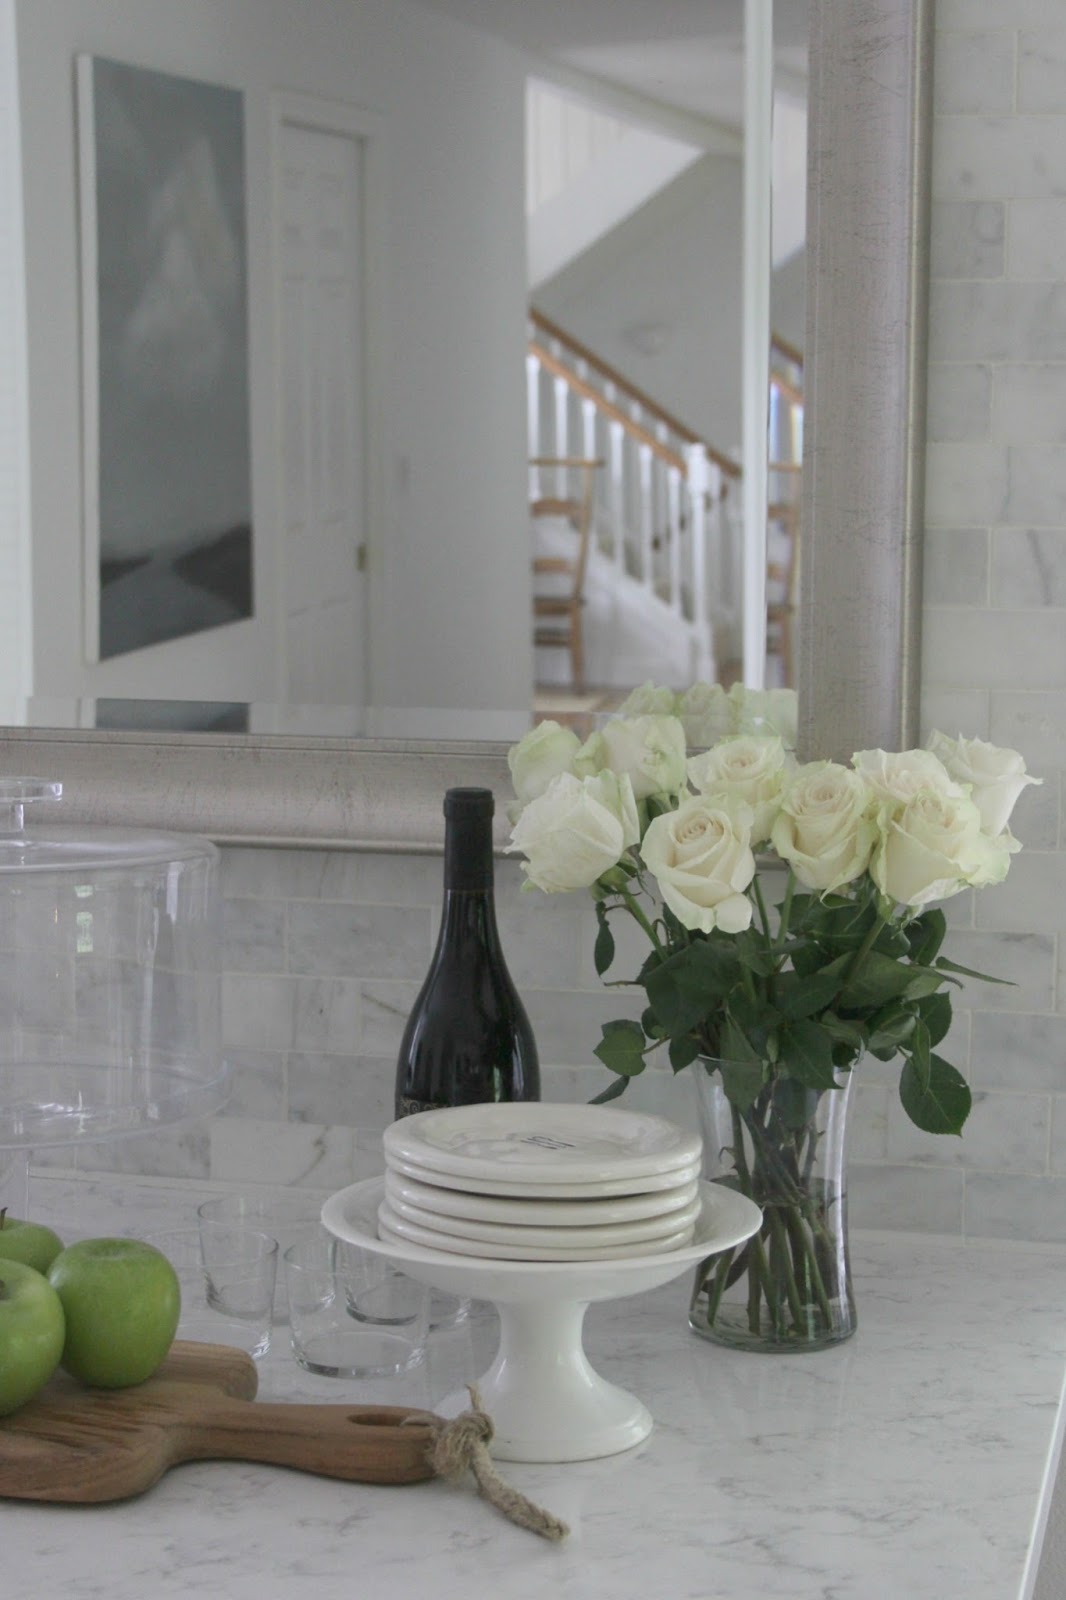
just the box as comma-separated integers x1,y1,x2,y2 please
686,734,791,845
872,788,1012,909
616,681,679,718
730,684,799,747
506,720,581,820
770,762,879,892
926,730,1040,838
641,794,756,934
508,771,640,893
676,682,735,750
574,714,688,801
852,747,966,812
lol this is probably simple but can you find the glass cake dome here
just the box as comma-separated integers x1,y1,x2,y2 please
0,778,229,1148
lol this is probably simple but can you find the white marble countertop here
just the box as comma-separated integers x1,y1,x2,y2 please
7,1172,1066,1600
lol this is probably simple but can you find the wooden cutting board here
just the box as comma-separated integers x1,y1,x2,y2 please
0,1340,442,1503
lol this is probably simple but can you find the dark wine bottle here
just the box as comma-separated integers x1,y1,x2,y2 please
394,787,540,1118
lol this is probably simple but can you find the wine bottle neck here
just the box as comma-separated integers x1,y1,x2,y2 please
438,886,500,943
443,814,494,893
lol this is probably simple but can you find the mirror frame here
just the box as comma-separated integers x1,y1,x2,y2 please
0,0,933,851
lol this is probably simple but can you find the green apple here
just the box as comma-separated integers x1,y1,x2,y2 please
0,1258,66,1415
48,1238,181,1390
0,1207,64,1275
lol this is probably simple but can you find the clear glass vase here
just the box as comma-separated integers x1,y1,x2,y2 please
689,1057,856,1353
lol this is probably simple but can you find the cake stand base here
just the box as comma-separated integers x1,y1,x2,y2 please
439,1299,652,1462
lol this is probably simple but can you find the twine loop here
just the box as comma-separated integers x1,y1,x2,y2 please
418,1388,569,1542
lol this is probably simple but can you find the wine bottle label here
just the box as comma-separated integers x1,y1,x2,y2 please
397,1095,448,1117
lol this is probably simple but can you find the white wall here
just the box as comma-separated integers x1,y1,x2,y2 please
535,152,745,460
0,0,28,721
14,0,532,715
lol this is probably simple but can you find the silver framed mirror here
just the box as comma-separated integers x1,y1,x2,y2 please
0,0,933,850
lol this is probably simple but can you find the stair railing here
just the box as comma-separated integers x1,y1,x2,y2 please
527,308,741,681
527,308,804,686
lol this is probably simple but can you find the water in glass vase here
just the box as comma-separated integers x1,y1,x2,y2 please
689,1058,856,1352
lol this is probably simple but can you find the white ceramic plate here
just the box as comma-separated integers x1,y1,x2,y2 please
383,1189,703,1249
323,1177,761,1303
383,1169,701,1226
383,1103,703,1185
385,1150,703,1199
376,1200,696,1261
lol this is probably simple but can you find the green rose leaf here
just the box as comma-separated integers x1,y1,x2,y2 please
590,1075,630,1105
774,969,844,1021
777,1019,840,1090
727,989,780,1059
593,1019,647,1078
668,1033,701,1074
902,967,948,1001
834,952,937,1010
873,922,912,959
899,1053,971,1135
714,1056,765,1112
867,1002,917,1056
644,940,742,1035
719,1012,761,1062
934,955,1014,986
641,1005,667,1041
798,896,877,949
788,938,830,978
733,931,777,977
907,907,947,966
820,1012,867,1051
906,1018,932,1090
593,909,616,977
916,991,953,1048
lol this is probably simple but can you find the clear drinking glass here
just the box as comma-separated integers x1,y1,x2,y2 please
197,1192,323,1323
355,1125,469,1331
284,1233,429,1378
147,1226,277,1360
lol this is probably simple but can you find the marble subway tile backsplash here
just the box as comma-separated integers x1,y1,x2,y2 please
920,7,1066,1240
36,833,1066,1247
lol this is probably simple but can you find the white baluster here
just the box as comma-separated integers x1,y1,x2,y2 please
581,399,598,545
667,466,682,617
553,376,569,496
684,446,715,680
648,454,663,597
581,399,597,466
608,421,625,575
638,444,654,591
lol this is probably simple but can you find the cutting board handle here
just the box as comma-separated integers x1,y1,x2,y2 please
174,1398,440,1485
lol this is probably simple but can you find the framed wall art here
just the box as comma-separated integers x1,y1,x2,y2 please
77,55,253,661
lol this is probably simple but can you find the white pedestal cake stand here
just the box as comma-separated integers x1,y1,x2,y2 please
321,1176,761,1464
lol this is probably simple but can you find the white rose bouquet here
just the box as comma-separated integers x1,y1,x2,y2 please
507,690,1039,1350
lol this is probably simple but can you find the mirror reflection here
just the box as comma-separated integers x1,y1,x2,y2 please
1,0,807,743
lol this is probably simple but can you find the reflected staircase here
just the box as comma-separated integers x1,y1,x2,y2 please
527,307,803,691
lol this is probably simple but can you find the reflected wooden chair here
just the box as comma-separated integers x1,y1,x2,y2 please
765,494,801,688
529,456,603,693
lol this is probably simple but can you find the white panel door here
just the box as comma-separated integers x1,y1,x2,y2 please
278,121,365,707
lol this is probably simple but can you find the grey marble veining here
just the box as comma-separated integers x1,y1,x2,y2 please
8,1173,1066,1600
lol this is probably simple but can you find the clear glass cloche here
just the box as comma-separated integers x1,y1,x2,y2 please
0,778,228,1148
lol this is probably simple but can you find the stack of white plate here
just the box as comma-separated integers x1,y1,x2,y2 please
379,1103,705,1262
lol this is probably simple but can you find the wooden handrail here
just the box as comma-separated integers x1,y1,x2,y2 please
531,344,691,476
529,306,741,480
771,331,804,369
770,370,804,407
